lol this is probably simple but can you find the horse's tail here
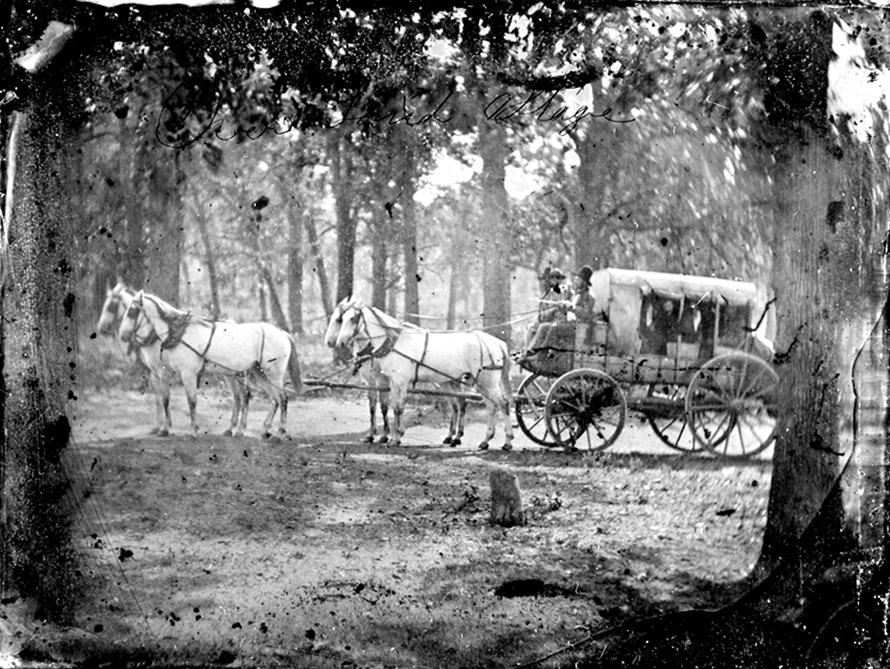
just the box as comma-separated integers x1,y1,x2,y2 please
286,333,303,395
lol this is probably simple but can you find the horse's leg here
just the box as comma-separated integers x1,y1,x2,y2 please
500,389,514,451
364,388,377,443
159,375,172,437
443,395,466,447
478,397,497,451
148,375,161,436
378,384,390,444
224,377,241,437
253,377,281,441
261,395,279,440
456,397,467,445
389,384,407,447
443,397,457,446
181,371,200,439
149,371,171,437
238,386,251,435
277,390,288,436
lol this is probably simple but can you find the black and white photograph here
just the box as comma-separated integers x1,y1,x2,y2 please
1,1,889,667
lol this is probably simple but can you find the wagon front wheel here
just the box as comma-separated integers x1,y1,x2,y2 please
515,373,559,447
686,352,779,459
545,369,626,451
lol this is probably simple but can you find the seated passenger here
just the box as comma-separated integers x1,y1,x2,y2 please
524,265,596,358
521,267,570,358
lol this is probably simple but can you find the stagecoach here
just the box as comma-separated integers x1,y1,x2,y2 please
514,268,778,458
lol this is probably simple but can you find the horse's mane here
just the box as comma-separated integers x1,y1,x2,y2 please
143,293,212,331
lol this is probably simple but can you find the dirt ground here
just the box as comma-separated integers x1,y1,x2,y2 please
3,379,772,668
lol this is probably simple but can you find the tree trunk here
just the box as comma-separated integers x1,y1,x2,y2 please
119,115,145,286
571,94,626,270
2,98,80,621
261,264,289,330
257,277,267,322
754,11,873,571
760,128,850,567
191,198,222,319
401,136,420,325
370,215,388,311
305,216,333,319
286,194,303,334
477,110,512,343
329,131,356,303
144,151,184,304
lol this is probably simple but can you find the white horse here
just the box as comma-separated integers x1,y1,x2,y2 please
324,300,392,444
119,290,302,440
325,300,472,446
331,297,513,450
97,282,177,436
99,282,255,437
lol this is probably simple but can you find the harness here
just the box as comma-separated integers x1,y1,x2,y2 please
352,307,398,370
124,302,159,350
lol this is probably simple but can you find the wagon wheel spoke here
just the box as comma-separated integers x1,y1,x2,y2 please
515,373,560,447
545,370,626,452
687,353,778,459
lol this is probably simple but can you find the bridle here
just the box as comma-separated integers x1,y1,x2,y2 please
342,305,396,360
122,297,156,348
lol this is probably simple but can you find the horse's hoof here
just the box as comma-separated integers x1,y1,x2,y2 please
149,427,160,436
451,439,461,447
222,429,234,437
158,429,170,438
443,437,452,445
378,436,389,445
478,443,489,451
265,434,282,444
501,443,513,452
363,435,374,443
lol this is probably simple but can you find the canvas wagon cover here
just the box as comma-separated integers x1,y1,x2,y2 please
588,268,768,355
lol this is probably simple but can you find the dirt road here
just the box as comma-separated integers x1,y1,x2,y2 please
9,386,771,668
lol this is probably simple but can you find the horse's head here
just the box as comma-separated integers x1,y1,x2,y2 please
324,297,353,348
96,281,134,336
333,298,367,350
118,290,146,344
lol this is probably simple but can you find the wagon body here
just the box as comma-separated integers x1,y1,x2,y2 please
514,268,779,458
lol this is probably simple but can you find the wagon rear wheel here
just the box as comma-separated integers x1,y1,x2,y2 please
644,383,704,453
686,352,779,459
515,373,559,447
545,369,626,451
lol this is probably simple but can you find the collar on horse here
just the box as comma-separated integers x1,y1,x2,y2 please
354,306,400,360
160,310,195,351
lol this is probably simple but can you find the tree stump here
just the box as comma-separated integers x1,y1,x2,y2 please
489,469,526,527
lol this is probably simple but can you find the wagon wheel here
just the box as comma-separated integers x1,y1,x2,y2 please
644,383,704,453
545,369,626,451
686,352,779,459
515,373,559,447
